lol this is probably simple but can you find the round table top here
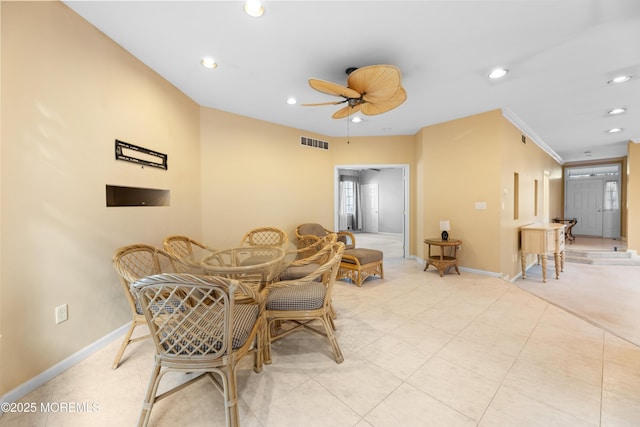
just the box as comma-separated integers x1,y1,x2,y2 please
201,246,291,289
424,238,462,246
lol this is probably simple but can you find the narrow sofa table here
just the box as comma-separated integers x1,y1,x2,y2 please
520,223,565,283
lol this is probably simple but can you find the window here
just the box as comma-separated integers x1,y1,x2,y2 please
604,181,619,210
342,181,355,215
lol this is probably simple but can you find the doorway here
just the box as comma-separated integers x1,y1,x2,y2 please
564,164,621,238
334,164,409,258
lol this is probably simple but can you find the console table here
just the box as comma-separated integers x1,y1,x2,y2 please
424,238,462,277
520,223,565,282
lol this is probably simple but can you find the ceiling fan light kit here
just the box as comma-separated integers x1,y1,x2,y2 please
304,64,407,119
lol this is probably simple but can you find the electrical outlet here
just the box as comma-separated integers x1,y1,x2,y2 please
55,304,68,324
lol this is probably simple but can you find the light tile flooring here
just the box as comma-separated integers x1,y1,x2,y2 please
3,259,640,426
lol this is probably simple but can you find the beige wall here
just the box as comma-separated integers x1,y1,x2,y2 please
418,110,503,273
199,109,418,250
627,142,640,250
199,108,336,246
416,110,563,278
1,2,201,393
498,115,563,279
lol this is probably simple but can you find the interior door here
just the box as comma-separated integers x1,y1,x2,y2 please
361,184,379,233
565,178,604,236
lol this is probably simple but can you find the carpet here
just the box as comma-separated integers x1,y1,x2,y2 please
515,261,640,347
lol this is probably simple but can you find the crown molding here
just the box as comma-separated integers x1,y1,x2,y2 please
501,108,564,164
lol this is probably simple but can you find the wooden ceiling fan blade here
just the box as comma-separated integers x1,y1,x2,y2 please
301,100,346,106
348,65,401,103
332,104,361,119
360,87,407,116
309,79,361,99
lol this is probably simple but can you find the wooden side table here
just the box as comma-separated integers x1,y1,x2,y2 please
424,238,462,277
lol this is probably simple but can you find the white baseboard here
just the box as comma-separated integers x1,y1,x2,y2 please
413,257,501,277
0,323,129,408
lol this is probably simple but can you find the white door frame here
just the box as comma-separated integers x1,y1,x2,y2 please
334,164,410,258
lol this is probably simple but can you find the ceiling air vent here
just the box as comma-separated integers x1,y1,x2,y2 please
300,136,329,150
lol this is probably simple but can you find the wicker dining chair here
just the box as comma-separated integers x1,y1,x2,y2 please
163,235,216,273
131,273,264,427
240,226,289,248
111,244,180,369
295,223,383,287
261,242,345,364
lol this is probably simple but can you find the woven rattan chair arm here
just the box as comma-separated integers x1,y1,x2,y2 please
261,242,344,296
339,253,362,267
337,231,356,248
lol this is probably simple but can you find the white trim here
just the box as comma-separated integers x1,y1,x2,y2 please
458,266,502,277
502,108,564,165
414,257,501,278
0,324,129,407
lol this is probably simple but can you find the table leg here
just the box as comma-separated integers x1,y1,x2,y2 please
541,255,547,283
521,253,527,279
554,252,561,279
424,243,431,271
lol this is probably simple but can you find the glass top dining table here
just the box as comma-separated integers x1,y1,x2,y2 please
201,246,294,291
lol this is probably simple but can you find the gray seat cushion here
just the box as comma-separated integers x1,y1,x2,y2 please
279,263,321,281
343,248,383,264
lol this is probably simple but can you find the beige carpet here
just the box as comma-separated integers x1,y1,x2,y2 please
515,260,640,347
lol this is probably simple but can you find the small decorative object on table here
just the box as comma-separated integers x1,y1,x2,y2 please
440,220,450,241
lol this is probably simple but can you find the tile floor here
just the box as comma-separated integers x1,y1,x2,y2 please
2,259,640,426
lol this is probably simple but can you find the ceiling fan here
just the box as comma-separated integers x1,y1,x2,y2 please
303,65,407,119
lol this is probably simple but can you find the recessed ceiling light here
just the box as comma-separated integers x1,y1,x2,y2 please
244,1,264,17
286,97,297,105
608,127,623,133
607,75,631,84
488,68,509,79
608,107,627,115
351,117,362,123
200,57,217,69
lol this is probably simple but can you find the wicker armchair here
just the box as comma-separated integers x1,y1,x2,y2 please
131,273,264,427
295,223,355,250
295,223,383,287
261,242,345,364
240,226,289,248
111,244,179,369
163,235,216,273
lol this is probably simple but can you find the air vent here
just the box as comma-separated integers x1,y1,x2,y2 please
300,136,329,150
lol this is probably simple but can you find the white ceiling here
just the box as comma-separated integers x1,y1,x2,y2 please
63,0,640,163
